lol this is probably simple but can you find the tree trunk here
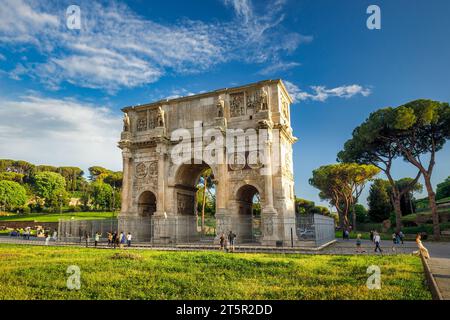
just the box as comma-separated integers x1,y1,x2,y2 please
337,210,345,229
424,174,441,240
343,213,349,229
352,205,356,231
393,196,402,233
201,177,207,235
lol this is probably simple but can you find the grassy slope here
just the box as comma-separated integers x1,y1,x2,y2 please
0,212,116,222
0,244,431,300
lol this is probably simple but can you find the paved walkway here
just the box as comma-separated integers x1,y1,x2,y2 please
427,257,450,300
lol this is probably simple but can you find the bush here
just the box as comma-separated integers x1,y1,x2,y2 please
68,205,82,212
21,206,31,214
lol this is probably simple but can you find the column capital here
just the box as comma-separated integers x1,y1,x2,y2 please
122,149,132,159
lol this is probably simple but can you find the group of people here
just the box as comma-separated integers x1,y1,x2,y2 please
219,231,237,252
9,227,57,243
82,231,132,248
354,231,382,253
391,230,405,246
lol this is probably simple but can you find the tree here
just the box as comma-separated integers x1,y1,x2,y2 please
367,179,392,222
88,166,112,182
90,181,114,211
0,172,25,184
309,163,379,229
196,168,215,234
436,176,450,200
0,159,35,183
295,198,315,215
396,178,423,215
35,165,58,173
33,171,67,209
104,171,123,189
353,204,368,223
295,198,331,216
338,108,422,232
57,167,84,191
0,180,27,211
390,100,450,239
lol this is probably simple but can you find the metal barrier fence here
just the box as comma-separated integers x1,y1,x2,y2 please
58,214,335,247
296,214,336,246
58,218,118,243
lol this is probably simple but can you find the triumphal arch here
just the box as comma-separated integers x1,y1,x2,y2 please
118,79,298,245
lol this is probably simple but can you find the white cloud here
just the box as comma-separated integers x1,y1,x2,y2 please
0,0,309,92
284,81,372,103
258,61,301,75
0,95,122,171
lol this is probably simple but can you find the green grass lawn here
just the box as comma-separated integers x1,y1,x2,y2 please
0,211,116,222
0,244,431,300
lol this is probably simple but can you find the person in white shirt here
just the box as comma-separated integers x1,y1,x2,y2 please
374,233,382,253
127,232,132,247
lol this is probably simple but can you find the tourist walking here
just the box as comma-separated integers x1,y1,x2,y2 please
84,231,89,248
392,232,398,252
119,231,125,248
112,231,117,249
374,232,382,253
107,232,112,247
45,231,50,246
344,229,350,240
355,234,365,253
52,229,58,241
24,227,31,240
228,231,236,252
398,230,404,244
127,232,132,247
219,233,225,251
94,232,101,247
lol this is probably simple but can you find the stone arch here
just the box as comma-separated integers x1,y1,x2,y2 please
137,190,156,217
234,182,264,202
169,159,218,187
233,183,263,243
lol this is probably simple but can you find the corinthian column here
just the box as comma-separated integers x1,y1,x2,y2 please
155,143,166,215
121,148,132,216
262,140,276,214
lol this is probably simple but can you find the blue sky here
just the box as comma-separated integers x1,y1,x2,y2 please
0,0,449,207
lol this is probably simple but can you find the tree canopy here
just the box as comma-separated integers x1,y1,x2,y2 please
436,176,450,200
309,163,379,228
33,171,67,210
0,180,27,211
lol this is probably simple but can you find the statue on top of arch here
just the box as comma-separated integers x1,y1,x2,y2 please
157,106,165,128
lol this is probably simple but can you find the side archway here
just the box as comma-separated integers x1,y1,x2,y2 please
138,191,156,217
234,184,262,243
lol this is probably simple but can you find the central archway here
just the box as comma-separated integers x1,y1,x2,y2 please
173,161,217,242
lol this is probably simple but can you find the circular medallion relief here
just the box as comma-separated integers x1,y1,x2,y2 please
135,162,148,178
228,153,246,171
247,151,263,169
